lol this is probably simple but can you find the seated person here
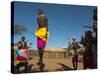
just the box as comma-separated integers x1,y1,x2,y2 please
15,43,28,72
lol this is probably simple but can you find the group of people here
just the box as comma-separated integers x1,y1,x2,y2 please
14,8,97,72
71,26,97,70
69,8,97,70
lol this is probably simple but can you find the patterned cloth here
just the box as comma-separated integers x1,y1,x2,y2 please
16,49,28,64
34,27,49,48
37,37,46,48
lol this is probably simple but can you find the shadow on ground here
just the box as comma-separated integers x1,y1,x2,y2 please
55,63,73,71
31,63,49,73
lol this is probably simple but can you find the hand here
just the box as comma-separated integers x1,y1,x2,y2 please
45,33,47,39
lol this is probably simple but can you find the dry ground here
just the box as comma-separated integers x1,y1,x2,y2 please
15,56,83,73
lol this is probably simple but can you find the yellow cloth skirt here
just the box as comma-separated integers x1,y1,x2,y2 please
34,27,49,42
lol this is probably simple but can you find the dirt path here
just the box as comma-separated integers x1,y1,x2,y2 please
14,56,83,73
28,56,83,72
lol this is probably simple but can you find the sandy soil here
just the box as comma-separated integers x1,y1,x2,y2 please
15,56,83,73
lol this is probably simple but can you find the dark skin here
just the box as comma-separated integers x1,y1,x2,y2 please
37,14,48,30
72,39,78,70
37,11,48,67
83,31,95,69
16,44,28,73
17,36,27,49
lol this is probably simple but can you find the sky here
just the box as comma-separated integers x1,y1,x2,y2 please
13,1,96,49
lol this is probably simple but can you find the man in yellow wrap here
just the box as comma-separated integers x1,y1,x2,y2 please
34,9,48,70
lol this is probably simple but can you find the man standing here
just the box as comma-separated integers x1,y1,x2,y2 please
36,9,48,68
71,36,78,70
83,30,94,69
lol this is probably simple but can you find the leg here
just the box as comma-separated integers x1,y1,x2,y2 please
73,62,76,70
16,65,20,73
16,63,21,73
40,48,44,64
83,53,87,69
37,48,44,65
40,48,45,72
75,55,78,70
37,48,41,65
24,62,28,73
72,56,76,70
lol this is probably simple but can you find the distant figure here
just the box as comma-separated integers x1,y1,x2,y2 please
36,8,48,69
18,36,27,49
71,36,78,70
